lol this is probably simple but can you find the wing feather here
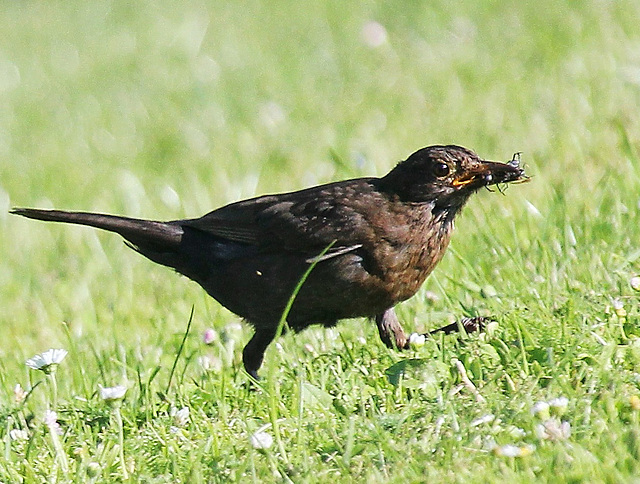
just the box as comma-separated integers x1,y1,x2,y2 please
180,179,380,258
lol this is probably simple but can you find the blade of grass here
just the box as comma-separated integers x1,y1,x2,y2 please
275,240,337,340
166,305,194,395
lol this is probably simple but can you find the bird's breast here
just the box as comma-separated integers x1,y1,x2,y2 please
369,206,454,303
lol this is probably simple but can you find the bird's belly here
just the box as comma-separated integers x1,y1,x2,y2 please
198,251,394,328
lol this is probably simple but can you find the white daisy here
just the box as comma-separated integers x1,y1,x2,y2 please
171,406,190,427
535,419,571,441
470,414,495,427
494,444,535,458
43,409,62,435
408,333,426,350
99,385,127,402
25,349,68,374
250,429,273,450
531,401,550,419
548,396,569,415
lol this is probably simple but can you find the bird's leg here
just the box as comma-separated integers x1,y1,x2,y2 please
427,316,490,336
375,308,409,350
242,327,277,379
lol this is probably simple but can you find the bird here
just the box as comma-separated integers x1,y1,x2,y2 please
11,145,527,378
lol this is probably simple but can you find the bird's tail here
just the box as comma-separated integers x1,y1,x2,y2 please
10,208,183,250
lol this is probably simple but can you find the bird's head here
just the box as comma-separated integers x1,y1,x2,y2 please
380,145,528,209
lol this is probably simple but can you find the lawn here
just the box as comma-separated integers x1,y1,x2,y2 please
1,0,640,482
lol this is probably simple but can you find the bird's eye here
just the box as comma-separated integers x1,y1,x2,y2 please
433,163,450,178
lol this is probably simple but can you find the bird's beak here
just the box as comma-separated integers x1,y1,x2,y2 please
452,158,528,189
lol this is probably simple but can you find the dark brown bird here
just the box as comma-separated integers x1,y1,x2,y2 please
11,145,526,378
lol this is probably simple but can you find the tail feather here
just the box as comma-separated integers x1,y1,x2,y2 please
10,208,183,250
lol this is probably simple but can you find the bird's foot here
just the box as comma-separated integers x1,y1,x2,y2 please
376,311,493,352
375,309,409,350
427,316,492,336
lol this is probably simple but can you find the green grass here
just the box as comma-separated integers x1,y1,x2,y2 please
1,0,640,481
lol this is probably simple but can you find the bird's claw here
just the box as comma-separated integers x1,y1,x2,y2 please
427,316,492,336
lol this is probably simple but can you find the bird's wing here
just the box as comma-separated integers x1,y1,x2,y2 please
180,179,380,258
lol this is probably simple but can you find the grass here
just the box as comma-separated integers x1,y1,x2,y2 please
1,0,640,481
